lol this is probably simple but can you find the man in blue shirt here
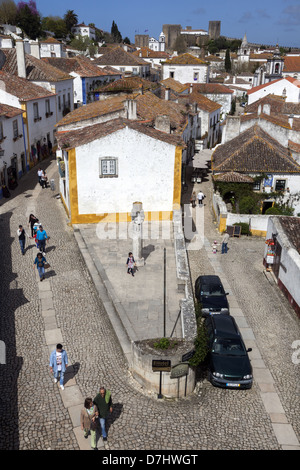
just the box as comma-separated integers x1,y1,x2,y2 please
36,225,48,254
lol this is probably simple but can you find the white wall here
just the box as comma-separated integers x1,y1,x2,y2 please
248,79,300,105
162,64,209,84
75,126,177,215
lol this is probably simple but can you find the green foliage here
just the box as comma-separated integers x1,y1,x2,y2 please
41,16,68,39
0,0,17,25
208,36,241,54
225,48,231,72
233,222,251,235
63,9,78,33
16,1,42,39
153,338,178,350
188,303,208,368
239,195,260,214
111,20,122,43
265,203,294,216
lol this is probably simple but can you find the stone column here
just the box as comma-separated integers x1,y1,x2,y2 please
130,202,145,267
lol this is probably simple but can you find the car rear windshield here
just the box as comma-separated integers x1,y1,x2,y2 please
201,285,224,296
212,338,246,355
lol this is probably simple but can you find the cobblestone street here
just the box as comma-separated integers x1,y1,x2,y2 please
0,155,299,450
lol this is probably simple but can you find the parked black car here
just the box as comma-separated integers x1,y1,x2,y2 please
205,315,253,389
195,275,229,316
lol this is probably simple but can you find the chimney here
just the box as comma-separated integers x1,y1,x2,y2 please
165,86,170,101
262,104,270,115
258,104,262,116
190,83,193,94
288,114,294,128
30,41,40,59
15,39,26,79
125,99,137,120
154,115,171,134
233,76,236,84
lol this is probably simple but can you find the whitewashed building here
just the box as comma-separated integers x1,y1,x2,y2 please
0,103,26,197
71,24,96,41
0,70,57,170
264,216,300,317
162,53,209,84
39,37,66,58
248,77,300,105
56,118,184,224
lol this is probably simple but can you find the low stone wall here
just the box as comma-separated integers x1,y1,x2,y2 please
213,192,270,236
131,339,196,398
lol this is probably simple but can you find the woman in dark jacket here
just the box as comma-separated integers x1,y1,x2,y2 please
28,214,39,237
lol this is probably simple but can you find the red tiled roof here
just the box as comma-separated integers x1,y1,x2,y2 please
56,118,185,150
0,70,55,101
42,56,110,78
283,56,300,73
0,103,24,118
163,53,208,65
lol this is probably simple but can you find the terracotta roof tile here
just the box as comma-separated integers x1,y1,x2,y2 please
56,117,185,150
0,102,24,118
93,47,149,66
191,83,234,94
164,53,208,65
42,56,110,78
212,125,300,173
0,49,72,82
277,216,300,254
0,70,55,101
283,56,300,73
213,171,254,183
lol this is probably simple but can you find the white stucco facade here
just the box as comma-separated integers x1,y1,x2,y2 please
248,78,300,105
60,126,180,219
162,63,209,84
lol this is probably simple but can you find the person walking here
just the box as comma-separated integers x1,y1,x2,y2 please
197,190,205,205
126,252,136,277
221,231,230,254
41,170,48,189
37,167,43,185
36,225,48,254
17,225,28,255
190,191,197,208
93,387,112,442
49,343,68,391
28,213,39,237
33,252,48,281
80,398,99,450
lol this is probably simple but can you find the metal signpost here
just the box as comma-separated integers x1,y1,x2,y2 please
152,359,171,399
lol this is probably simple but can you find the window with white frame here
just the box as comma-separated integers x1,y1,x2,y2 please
46,99,50,114
275,179,286,191
99,157,118,178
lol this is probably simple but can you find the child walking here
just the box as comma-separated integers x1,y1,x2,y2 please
126,252,136,277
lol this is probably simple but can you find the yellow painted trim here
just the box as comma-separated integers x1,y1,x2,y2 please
68,144,178,225
250,229,267,237
173,146,182,211
68,148,79,225
70,211,173,225
21,102,31,168
218,214,227,233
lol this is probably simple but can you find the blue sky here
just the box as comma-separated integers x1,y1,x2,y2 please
36,0,300,48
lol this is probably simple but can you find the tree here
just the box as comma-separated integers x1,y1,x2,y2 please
111,20,122,43
0,0,17,25
225,48,231,72
63,9,78,33
16,1,42,39
42,16,68,39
